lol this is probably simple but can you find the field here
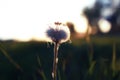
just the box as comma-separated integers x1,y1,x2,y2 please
0,36,120,80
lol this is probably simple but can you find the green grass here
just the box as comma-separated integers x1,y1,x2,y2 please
0,36,120,80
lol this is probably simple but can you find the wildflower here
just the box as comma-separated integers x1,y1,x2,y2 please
46,22,70,44
46,22,70,80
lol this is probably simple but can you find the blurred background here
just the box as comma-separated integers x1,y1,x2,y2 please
0,0,120,80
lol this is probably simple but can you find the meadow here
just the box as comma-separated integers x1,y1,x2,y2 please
0,36,120,80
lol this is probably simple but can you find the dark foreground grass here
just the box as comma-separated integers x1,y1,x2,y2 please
0,36,120,80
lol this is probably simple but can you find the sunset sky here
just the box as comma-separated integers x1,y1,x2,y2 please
0,0,96,41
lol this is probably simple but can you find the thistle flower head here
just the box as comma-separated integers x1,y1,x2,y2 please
46,22,70,43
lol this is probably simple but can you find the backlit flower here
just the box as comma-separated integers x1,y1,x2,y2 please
46,22,70,43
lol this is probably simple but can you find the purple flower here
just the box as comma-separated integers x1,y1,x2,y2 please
46,22,70,43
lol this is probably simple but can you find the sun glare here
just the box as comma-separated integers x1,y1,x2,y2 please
71,15,89,33
0,0,96,41
98,18,111,33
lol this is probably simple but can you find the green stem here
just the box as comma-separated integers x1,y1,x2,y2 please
52,42,59,80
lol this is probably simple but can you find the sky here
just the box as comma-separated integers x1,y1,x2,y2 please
0,0,96,41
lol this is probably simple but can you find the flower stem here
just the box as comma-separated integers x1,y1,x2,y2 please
52,42,59,80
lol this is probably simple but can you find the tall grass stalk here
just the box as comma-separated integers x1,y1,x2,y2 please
0,43,23,72
37,55,47,80
85,25,94,64
112,42,117,77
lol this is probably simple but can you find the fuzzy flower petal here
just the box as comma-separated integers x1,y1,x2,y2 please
46,22,70,43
